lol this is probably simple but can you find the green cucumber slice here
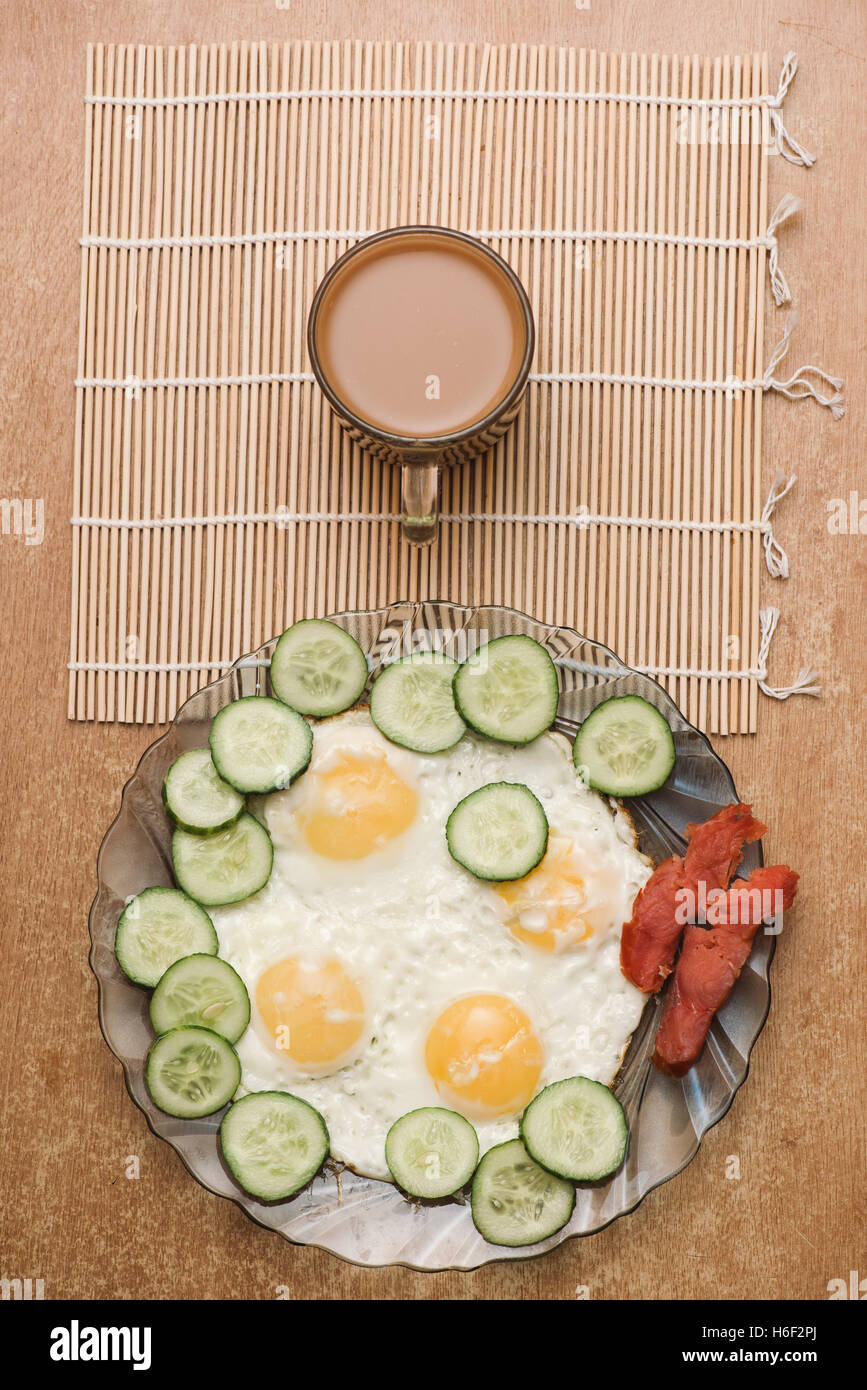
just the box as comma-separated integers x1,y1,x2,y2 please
149,953,251,1043
453,635,559,744
270,618,368,717
145,1026,241,1118
572,694,675,796
369,653,465,753
210,696,313,794
220,1091,330,1201
385,1107,479,1198
446,781,549,881
114,887,218,988
172,812,273,907
520,1075,628,1181
471,1138,575,1247
162,748,244,834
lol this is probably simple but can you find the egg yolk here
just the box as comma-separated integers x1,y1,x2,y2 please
494,835,594,952
300,751,417,860
425,994,544,1117
256,956,365,1068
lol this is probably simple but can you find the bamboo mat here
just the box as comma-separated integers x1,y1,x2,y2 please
69,40,803,733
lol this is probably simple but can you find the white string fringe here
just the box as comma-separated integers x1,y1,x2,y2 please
768,52,816,167
754,606,821,699
765,193,804,305
629,607,819,696
66,607,819,698
762,312,845,418
81,51,814,167
759,472,797,578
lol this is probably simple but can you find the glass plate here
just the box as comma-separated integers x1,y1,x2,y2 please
90,601,767,1271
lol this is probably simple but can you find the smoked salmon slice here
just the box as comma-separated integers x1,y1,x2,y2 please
620,855,685,993
620,802,767,993
683,802,766,891
652,865,798,1076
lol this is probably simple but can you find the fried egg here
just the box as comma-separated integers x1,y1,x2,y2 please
209,709,651,1180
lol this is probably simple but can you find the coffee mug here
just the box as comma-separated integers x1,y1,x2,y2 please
307,226,535,544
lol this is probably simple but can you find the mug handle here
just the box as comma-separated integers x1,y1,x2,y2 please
400,462,440,545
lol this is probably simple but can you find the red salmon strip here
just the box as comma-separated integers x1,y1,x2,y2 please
620,855,685,993
683,802,766,891
621,802,767,994
653,865,799,1076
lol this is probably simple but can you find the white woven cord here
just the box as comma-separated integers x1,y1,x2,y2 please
67,657,270,674
76,193,802,306
81,51,813,167
73,315,844,414
66,608,819,697
69,474,797,577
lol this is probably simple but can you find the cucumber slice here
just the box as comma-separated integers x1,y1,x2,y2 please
572,694,675,796
210,696,313,794
149,954,251,1044
114,887,218,988
446,782,549,881
220,1091,330,1201
145,1026,241,1118
520,1075,628,1181
172,813,273,907
270,618,368,717
162,748,244,834
453,635,559,744
471,1138,575,1247
385,1107,479,1198
369,653,465,753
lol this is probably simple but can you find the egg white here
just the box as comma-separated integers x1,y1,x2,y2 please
209,709,652,1181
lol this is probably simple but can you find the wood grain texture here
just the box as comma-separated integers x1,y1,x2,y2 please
1,0,864,1302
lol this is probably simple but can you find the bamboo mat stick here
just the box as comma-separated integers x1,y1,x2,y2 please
749,53,769,733
645,55,665,701
632,53,650,683
148,45,169,723
192,43,218,699
114,44,136,722
174,44,197,715
613,52,632,668
730,55,748,734
672,56,689,722
122,45,148,722
88,44,109,721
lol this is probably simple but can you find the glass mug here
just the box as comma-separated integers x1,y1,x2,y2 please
307,226,535,544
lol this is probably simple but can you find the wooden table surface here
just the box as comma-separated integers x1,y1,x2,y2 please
2,0,864,1301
